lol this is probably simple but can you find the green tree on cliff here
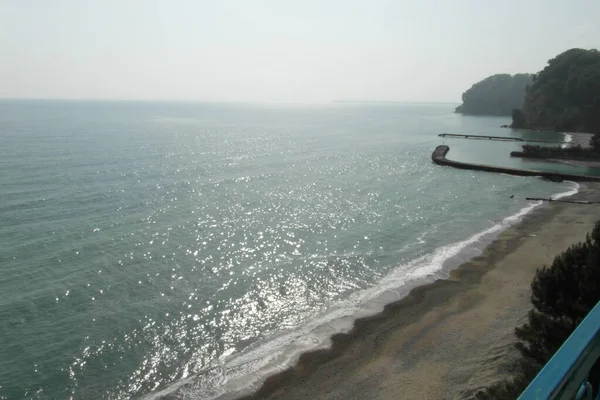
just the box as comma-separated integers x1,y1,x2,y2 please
511,48,600,132
476,221,600,399
455,73,533,116
590,133,600,153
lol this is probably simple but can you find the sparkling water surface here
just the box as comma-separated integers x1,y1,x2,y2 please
0,101,581,399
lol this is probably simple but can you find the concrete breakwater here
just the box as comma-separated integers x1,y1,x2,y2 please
431,145,600,182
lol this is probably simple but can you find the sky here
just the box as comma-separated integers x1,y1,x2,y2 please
0,0,599,103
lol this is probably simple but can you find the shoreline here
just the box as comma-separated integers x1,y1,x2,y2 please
230,183,600,400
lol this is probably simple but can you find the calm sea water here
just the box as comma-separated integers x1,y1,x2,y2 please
0,101,579,399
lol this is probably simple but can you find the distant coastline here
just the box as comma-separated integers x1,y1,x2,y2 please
454,73,532,117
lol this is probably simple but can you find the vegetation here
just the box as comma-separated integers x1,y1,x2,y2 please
511,109,526,129
512,133,600,160
511,49,600,132
475,221,600,399
514,144,595,159
455,74,533,116
590,132,600,150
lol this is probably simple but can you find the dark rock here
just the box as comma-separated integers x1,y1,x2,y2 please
543,175,564,183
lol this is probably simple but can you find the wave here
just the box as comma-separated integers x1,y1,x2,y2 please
147,181,580,400
562,133,573,149
553,181,579,199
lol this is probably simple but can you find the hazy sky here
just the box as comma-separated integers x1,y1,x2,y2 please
1,0,599,103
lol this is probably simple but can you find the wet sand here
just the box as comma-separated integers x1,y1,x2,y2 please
238,184,600,400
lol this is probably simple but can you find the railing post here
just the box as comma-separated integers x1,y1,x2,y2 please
575,381,593,400
518,301,600,399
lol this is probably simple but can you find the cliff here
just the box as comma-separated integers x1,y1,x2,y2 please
455,73,533,116
511,48,600,132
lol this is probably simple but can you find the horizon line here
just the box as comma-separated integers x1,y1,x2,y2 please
0,97,460,106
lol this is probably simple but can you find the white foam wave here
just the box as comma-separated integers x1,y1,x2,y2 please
148,181,580,400
562,133,573,148
552,181,579,199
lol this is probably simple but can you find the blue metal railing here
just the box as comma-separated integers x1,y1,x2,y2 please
518,301,600,400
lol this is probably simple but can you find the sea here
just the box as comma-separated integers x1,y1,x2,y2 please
0,100,587,399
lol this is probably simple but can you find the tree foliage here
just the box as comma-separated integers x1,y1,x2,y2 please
516,144,598,159
512,133,600,160
475,221,600,399
590,133,600,152
455,74,533,116
511,48,600,132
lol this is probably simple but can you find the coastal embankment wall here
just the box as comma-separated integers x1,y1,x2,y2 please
431,145,600,182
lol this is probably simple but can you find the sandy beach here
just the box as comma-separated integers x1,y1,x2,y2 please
238,183,600,400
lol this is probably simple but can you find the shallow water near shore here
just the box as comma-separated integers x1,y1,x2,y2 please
0,101,581,399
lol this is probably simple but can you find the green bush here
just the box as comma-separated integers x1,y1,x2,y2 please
475,221,600,399
519,144,599,159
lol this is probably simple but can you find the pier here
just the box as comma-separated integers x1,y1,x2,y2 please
438,133,560,144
